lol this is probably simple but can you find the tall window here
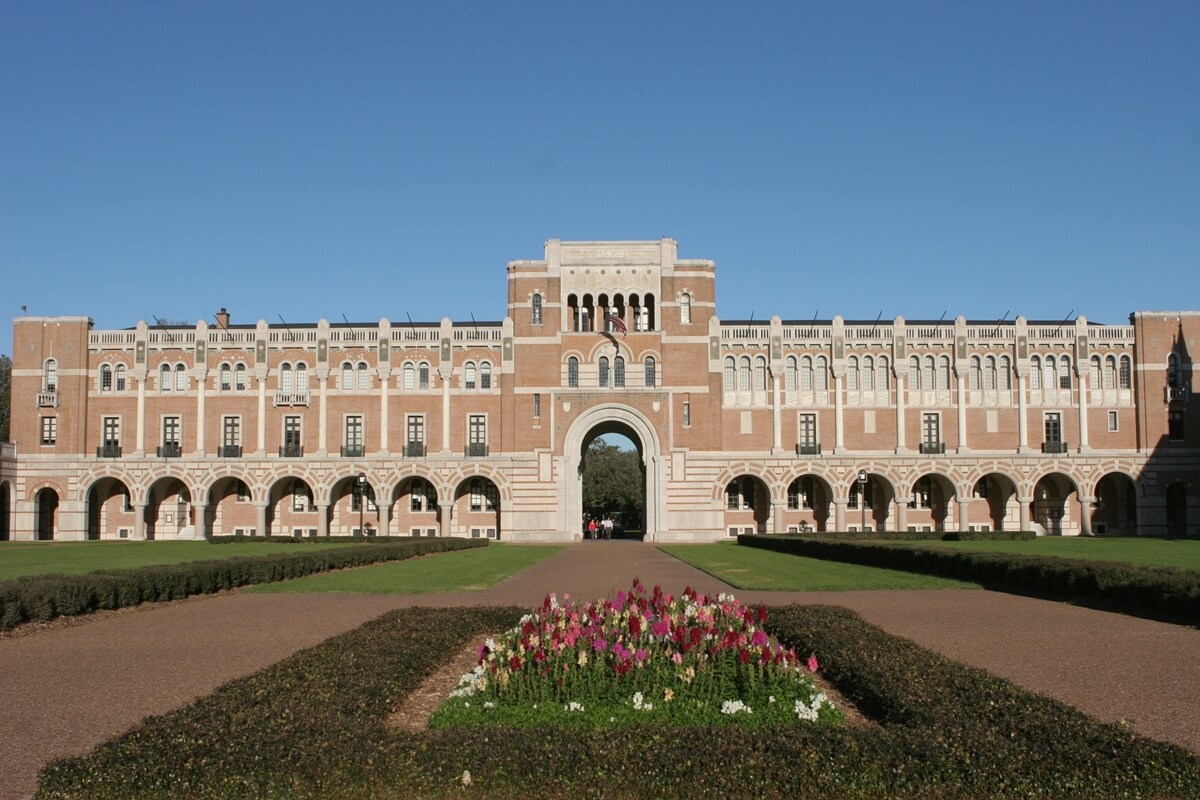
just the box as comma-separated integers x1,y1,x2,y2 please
345,415,363,452
1058,356,1072,390
862,356,875,390
680,293,692,324
100,364,113,391
233,363,246,390
468,415,487,456
644,356,656,387
1102,356,1116,390
220,363,232,391
280,363,294,392
469,478,498,512
159,363,172,392
998,356,1011,390
283,416,302,454
984,356,996,390
724,357,736,391
295,363,308,390
753,356,766,391
814,356,828,391
800,357,813,391
465,362,477,390
969,357,982,391
419,362,430,390
1090,356,1102,389
342,362,353,389
533,393,541,419
531,293,543,325
1119,356,1131,389
223,416,241,448
682,399,691,427
877,356,890,390
115,364,126,391
847,356,859,390
162,416,180,446
785,356,798,391
103,416,120,448
567,356,579,388
174,364,187,391
407,414,425,451
403,363,415,390
788,477,814,510
480,362,492,389
908,356,921,389
410,478,437,512
799,413,817,449
599,357,610,388
922,413,940,448
725,477,755,510
43,359,58,392
614,356,625,388
738,356,751,391
40,416,57,445
356,362,370,390
1044,412,1062,444
935,356,949,391
1167,353,1179,386
1030,356,1042,389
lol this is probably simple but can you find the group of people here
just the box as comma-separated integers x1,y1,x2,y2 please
585,516,617,540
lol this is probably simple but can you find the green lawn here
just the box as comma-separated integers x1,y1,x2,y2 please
248,543,563,593
659,542,978,591
884,537,1200,572
0,540,360,582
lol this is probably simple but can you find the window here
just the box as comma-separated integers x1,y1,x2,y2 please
567,356,579,388
531,293,543,325
115,364,126,391
1119,356,1132,389
480,362,492,389
799,413,817,449
814,356,828,391
236,480,250,502
1044,412,1062,444
342,362,354,390
1058,356,1072,390
43,359,58,392
1108,411,1119,432
220,363,232,391
533,393,541,419
848,479,873,510
234,363,247,390
295,363,308,390
1168,353,1179,386
283,416,302,455
175,364,187,391
862,356,875,390
726,477,755,510
922,413,940,447
682,399,691,427
405,414,425,456
908,356,921,389
159,363,172,392
291,481,311,512
1169,409,1184,441
847,357,859,391
1103,356,1117,390
785,356,798,391
403,363,415,390
280,363,294,392
644,356,656,387
912,477,933,509
465,362,477,390
1030,356,1042,390
345,415,363,451
1090,356,1102,389
614,356,625,388
787,477,814,510
410,478,437,512
724,357,736,392
223,416,241,448
103,416,120,447
40,416,57,445
680,293,692,324
968,357,981,391
1045,356,1058,391
984,356,996,391
752,356,765,392
599,357,609,387
468,414,487,456
419,362,430,390
738,356,751,391
469,478,498,512
162,416,180,446
877,356,890,390
936,356,950,391
998,356,1011,391
356,362,370,390
100,364,113,391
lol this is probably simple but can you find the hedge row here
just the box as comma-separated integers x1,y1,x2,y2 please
780,529,1034,542
0,538,484,632
740,534,1200,626
36,604,1200,799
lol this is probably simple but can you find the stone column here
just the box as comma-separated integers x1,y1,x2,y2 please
440,499,454,537
133,503,147,540
895,374,907,453
956,373,968,453
256,378,267,456
1076,373,1090,453
772,499,785,533
896,499,908,533
379,374,390,455
832,498,847,532
318,374,329,456
255,502,269,538
316,503,329,538
195,502,209,539
771,371,782,454
195,380,206,456
957,497,971,532
135,378,146,455
1018,495,1032,532
1078,497,1093,536
1017,374,1030,453
833,374,845,453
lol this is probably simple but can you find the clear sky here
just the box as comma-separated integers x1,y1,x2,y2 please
2,1,1197,358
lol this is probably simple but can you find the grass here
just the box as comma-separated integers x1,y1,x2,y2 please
659,542,978,590
882,536,1200,572
247,543,563,593
0,540,360,582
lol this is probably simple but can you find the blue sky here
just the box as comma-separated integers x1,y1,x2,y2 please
2,1,1198,358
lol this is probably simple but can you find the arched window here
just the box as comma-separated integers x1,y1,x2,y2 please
531,293,543,325
644,356,656,387
738,356,751,391
419,362,430,390
785,355,798,391
295,363,308,390
998,356,1011,390
847,356,859,391
814,356,828,391
115,363,127,391
614,356,625,388
680,293,692,324
465,362,477,390
341,361,353,390
219,363,232,391
43,359,58,392
599,356,610,387
922,356,935,390
753,356,766,391
863,356,875,390
175,363,188,391
403,362,415,390
984,356,997,390
480,362,492,389
800,356,813,391
1030,355,1042,389
877,356,890,391
908,356,921,389
1103,356,1117,390
356,362,370,390
969,356,982,391
1090,356,1102,388
724,357,736,391
234,363,247,390
280,363,294,392
1119,355,1132,389
100,364,113,391
936,356,949,390
1059,356,1072,389
567,356,579,388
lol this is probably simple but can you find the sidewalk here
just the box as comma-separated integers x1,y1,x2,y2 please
2,542,1199,799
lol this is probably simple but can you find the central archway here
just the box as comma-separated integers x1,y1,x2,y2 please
562,404,664,541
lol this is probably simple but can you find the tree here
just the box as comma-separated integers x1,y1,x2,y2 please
581,439,644,530
0,354,10,442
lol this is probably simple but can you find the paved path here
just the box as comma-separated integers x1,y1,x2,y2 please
3,542,1199,799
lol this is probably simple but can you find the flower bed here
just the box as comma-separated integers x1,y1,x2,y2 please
431,580,841,729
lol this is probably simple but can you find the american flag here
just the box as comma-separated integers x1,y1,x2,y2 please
604,313,627,335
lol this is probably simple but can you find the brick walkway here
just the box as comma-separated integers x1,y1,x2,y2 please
2,542,1199,800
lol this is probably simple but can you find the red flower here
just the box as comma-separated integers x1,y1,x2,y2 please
628,615,642,637
756,604,768,624
738,648,751,664
509,655,522,672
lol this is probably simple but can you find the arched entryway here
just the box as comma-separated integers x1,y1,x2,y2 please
724,474,770,536
207,477,256,537
392,476,441,537
1092,473,1138,536
330,474,379,537
1033,473,1079,536
967,473,1019,532
146,478,194,539
453,476,500,539
86,477,135,540
783,474,832,532
267,477,318,537
582,432,645,539
848,472,895,532
907,473,956,532
561,404,664,540
35,487,59,540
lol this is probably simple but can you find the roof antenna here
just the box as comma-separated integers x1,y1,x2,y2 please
213,311,233,342
875,309,884,323
937,309,947,323
152,315,176,343
992,310,1010,337
1058,309,1075,328
277,314,297,342
341,313,352,326
406,312,418,336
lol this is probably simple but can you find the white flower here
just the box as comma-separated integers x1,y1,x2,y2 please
795,692,831,721
720,700,752,715
483,701,494,709
768,695,776,704
565,701,585,712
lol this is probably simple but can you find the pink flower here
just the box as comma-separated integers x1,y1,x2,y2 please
672,651,683,665
807,654,820,673
593,637,608,653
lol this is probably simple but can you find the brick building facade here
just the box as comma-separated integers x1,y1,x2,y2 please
3,239,1197,541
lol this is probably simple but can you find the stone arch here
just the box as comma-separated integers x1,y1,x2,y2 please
781,472,835,533
562,403,665,540
1091,471,1139,536
205,475,256,537
905,471,958,533
966,472,1021,532
328,472,381,537
266,474,319,538
1031,471,1080,536
391,473,442,538
722,473,771,536
844,470,898,532
145,475,195,539
35,486,59,540
85,476,135,540
452,475,502,540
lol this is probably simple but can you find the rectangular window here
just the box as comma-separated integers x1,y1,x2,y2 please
101,368,113,391
223,416,241,447
922,413,940,446
292,482,309,512
468,414,487,456
283,416,302,456
682,399,691,428
1169,410,1184,441
1108,411,1118,432
799,414,817,448
533,393,541,419
40,416,57,445
162,416,180,446
103,416,120,447
345,415,363,448
1044,412,1062,443
407,414,425,456
220,368,232,392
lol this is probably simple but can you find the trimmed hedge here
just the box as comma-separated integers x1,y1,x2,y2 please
778,529,1034,542
740,534,1200,626
0,538,484,632
36,604,1200,799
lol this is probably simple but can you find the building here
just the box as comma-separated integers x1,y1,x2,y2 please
3,239,1197,542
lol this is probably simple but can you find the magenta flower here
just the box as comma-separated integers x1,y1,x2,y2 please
593,637,608,653
807,654,820,673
